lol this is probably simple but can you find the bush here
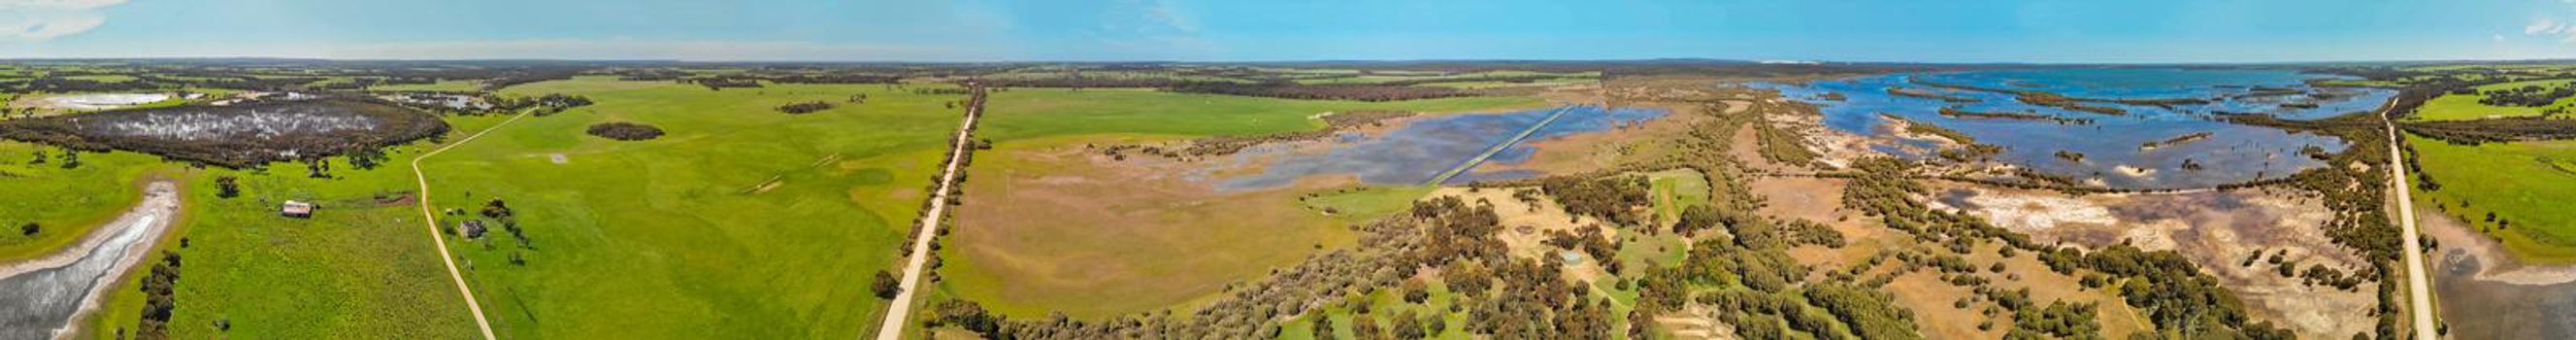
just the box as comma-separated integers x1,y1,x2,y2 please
585,122,665,141
872,270,903,299
776,101,835,115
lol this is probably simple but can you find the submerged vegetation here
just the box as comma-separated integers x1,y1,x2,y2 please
0,97,447,168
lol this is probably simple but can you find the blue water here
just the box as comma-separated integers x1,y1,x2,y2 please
1215,105,1666,190
1764,68,2394,189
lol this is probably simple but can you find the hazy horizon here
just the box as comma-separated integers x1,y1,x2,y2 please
7,0,2576,63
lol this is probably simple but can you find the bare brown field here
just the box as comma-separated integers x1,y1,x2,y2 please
941,137,1359,318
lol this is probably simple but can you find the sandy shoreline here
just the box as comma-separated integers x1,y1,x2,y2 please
0,181,182,340
2419,203,2576,286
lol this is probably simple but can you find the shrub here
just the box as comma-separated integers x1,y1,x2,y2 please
872,270,903,299
585,122,665,141
776,101,835,115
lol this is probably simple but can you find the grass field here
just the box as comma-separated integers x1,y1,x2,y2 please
937,89,1547,320
370,80,488,92
0,141,159,262
2407,133,2576,263
1644,169,1713,227
413,77,968,338
72,113,512,338
1300,186,1438,223
2411,79,2576,121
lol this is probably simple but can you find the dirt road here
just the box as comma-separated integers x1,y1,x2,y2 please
0,181,178,340
411,111,532,340
2380,98,2437,340
874,85,986,340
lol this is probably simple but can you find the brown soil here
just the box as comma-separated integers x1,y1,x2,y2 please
944,140,1356,318
1884,270,1999,338
1933,185,2375,338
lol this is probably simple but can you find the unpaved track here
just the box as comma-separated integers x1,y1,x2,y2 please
874,85,985,340
411,111,531,340
2379,98,2437,340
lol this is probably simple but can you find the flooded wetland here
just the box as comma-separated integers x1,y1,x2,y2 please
1767,68,2395,188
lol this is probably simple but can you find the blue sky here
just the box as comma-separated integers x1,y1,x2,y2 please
2,0,2573,62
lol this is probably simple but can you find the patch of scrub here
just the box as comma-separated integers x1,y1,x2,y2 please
0,98,446,167
1933,186,2372,338
1214,105,1664,190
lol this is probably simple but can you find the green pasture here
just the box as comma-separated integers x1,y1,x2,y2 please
420,77,968,338
2407,133,2576,263
2411,79,2576,121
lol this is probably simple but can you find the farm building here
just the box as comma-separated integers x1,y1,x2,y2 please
280,201,315,218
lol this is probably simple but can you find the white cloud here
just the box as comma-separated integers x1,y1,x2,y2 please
0,0,124,41
2523,17,2576,44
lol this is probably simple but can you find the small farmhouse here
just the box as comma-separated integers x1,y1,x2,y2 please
280,201,315,218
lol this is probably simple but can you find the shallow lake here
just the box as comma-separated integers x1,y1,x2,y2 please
2433,253,2576,339
40,93,169,110
1215,105,1665,190
1764,68,2395,188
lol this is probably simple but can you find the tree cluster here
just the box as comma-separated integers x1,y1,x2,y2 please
585,122,666,141
776,101,836,115
135,251,183,340
2400,117,2576,145
2477,83,2576,107
1538,176,1653,226
498,93,595,117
